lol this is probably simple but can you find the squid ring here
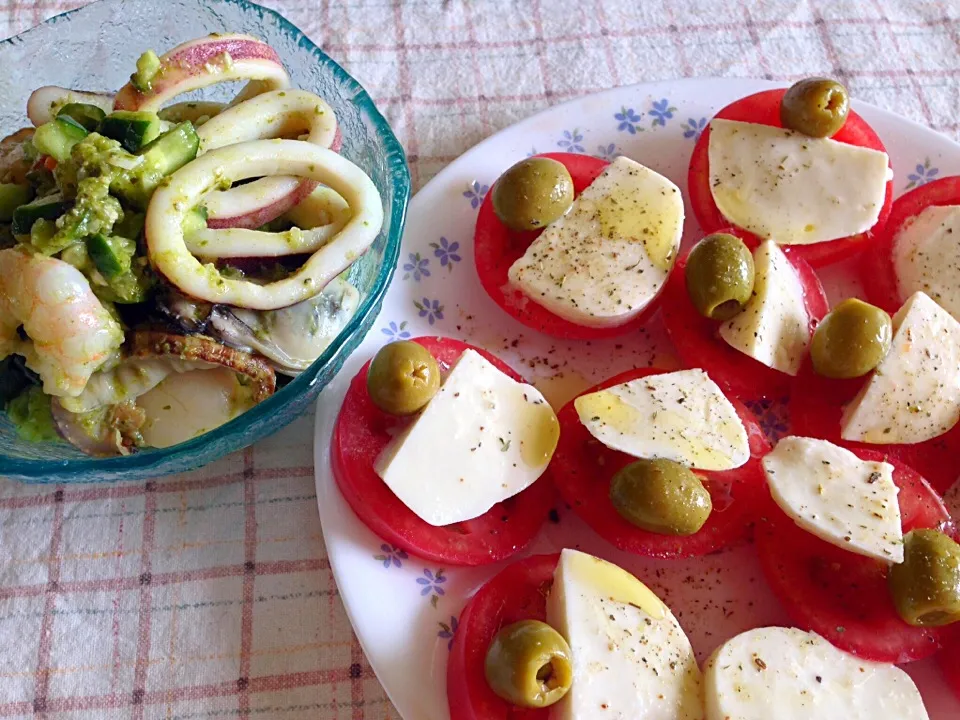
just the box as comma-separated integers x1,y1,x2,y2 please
146,139,382,310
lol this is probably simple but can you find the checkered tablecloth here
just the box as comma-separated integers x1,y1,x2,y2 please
0,1,958,717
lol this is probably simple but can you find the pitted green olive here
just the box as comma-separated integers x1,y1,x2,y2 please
685,233,755,320
888,529,960,627
492,157,574,231
780,77,850,138
810,298,892,379
609,458,712,536
484,619,573,708
366,340,440,415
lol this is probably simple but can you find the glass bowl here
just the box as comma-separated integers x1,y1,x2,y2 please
0,0,409,483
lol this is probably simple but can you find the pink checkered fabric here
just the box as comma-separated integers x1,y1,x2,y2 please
0,1,958,717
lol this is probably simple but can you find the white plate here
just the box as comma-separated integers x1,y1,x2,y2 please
314,78,960,720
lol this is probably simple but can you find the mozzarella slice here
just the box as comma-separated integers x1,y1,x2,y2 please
704,627,928,720
718,240,810,376
507,156,683,328
893,204,960,320
708,118,890,245
841,291,960,444
574,369,749,470
373,349,558,526
547,549,704,720
762,436,903,563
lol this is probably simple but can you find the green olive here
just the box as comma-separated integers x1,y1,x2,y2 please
810,298,892,379
484,619,573,708
780,77,850,138
366,340,440,416
888,529,960,627
492,157,574,231
685,233,755,320
609,458,712,536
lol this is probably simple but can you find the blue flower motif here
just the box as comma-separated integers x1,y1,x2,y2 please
438,615,459,650
615,106,644,135
414,297,444,325
402,252,430,282
557,128,585,152
906,158,939,190
649,98,677,127
417,568,447,606
463,180,489,209
431,237,462,270
381,321,411,340
373,544,409,569
526,147,539,158
682,117,708,140
744,397,789,444
596,143,622,161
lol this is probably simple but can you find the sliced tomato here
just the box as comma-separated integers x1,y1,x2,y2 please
661,228,829,402
688,89,893,268
550,367,771,558
938,627,960,702
789,358,960,494
332,336,554,566
474,152,662,340
756,450,950,663
447,553,558,720
862,175,960,313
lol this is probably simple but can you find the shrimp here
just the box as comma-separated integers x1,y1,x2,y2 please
0,247,124,398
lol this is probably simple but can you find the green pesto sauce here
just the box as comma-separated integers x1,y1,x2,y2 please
7,386,58,443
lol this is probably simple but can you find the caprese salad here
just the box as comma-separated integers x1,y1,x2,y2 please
330,75,960,716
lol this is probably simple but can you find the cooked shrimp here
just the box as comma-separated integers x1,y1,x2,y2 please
0,128,34,185
0,247,124,397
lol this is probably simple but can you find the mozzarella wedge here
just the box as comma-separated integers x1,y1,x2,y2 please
573,368,749,471
704,627,928,720
841,291,960,445
507,156,684,328
893,204,960,320
547,549,704,720
718,240,810,376
708,118,890,245
374,349,558,526
762,436,903,563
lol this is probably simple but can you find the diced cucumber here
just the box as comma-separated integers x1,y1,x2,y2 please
86,233,133,278
57,103,107,132
131,50,162,93
182,205,208,236
11,197,71,236
0,183,34,222
113,211,145,240
139,121,199,176
32,117,89,163
98,111,162,153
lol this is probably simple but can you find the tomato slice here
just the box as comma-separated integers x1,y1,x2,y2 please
938,627,960,702
331,336,554,566
447,553,558,720
756,449,950,663
862,175,960,313
550,367,771,558
688,89,893,268
474,152,664,340
661,228,829,402
789,358,960,495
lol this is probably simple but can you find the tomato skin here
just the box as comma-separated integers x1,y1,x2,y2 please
756,450,950,664
473,152,664,340
789,357,960,495
661,227,829,402
862,175,960,314
688,89,893,268
550,367,771,558
447,554,559,720
332,337,554,566
938,627,960,702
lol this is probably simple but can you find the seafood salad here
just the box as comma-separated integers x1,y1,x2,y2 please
0,33,383,456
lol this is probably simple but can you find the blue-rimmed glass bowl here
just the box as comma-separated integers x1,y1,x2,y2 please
0,0,409,483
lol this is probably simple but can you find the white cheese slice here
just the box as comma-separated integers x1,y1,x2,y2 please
573,368,749,471
547,549,704,720
762,436,903,563
507,156,683,328
893,204,960,320
718,240,810,376
704,627,928,720
373,349,558,526
708,118,890,245
841,291,960,445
